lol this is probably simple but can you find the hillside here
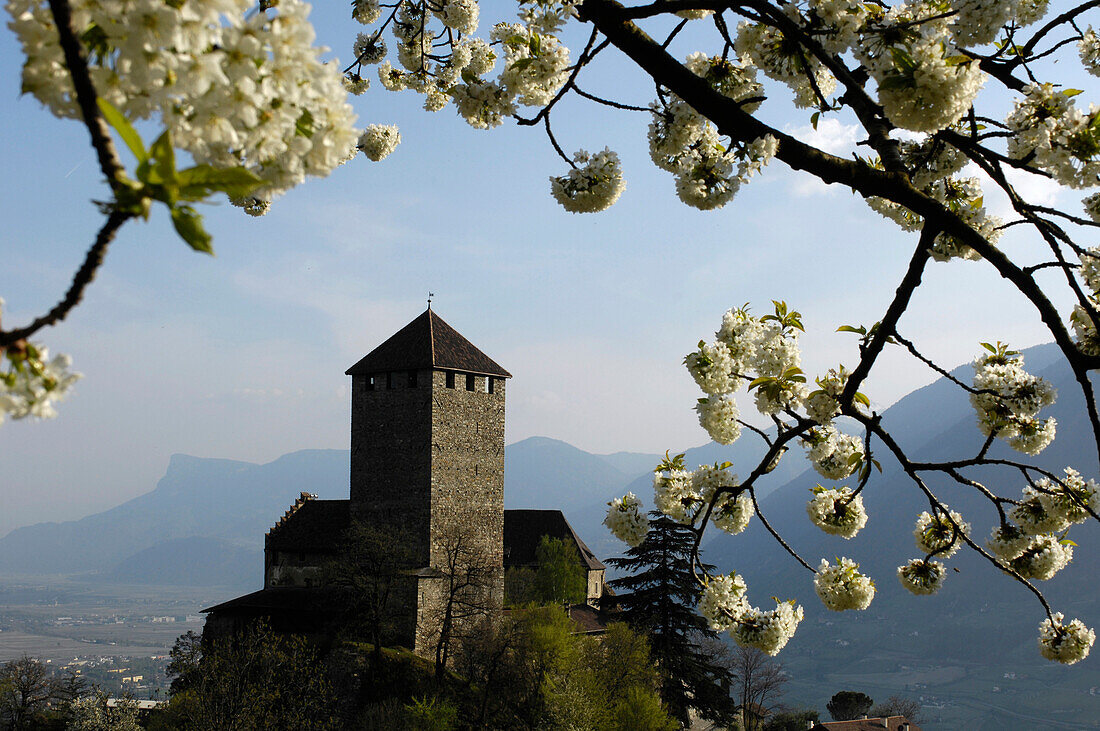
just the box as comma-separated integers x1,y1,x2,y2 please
700,344,1100,727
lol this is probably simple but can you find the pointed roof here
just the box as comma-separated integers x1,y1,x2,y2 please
346,308,511,378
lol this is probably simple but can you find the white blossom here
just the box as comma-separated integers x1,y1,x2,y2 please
653,468,699,525
1007,533,1073,580
712,491,754,535
913,508,970,558
700,573,749,631
805,366,849,424
736,20,836,108
1039,613,1095,664
971,346,1057,454
1080,27,1100,77
8,0,360,205
1006,83,1100,189
357,124,401,161
987,523,1033,561
550,148,625,214
814,557,875,611
897,558,946,595
604,493,648,547
805,425,864,480
685,340,737,395
696,393,742,445
806,486,867,539
731,600,804,655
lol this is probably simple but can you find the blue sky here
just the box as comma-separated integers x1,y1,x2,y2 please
0,1,1083,535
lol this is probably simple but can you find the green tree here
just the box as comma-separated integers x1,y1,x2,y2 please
763,709,820,731
165,621,338,731
322,521,417,667
0,655,61,730
67,693,141,731
828,691,874,721
166,631,202,696
870,695,922,723
533,535,587,606
606,512,735,726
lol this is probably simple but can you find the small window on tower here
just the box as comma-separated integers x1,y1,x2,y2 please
366,375,375,391
487,377,495,394
466,374,475,391
446,371,455,389
408,370,417,388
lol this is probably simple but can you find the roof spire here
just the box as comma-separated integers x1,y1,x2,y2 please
427,291,434,309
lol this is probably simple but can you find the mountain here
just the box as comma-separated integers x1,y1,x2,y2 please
0,438,669,587
0,450,350,581
700,344,1100,727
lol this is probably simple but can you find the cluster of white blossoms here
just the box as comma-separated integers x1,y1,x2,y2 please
913,508,970,557
700,573,749,632
897,558,946,595
970,346,1057,455
1008,533,1074,580
644,53,775,211
851,2,985,132
695,393,741,445
673,134,778,211
549,148,626,214
1073,247,1100,355
357,124,401,162
1081,28,1100,77
927,177,1003,262
0,345,81,424
804,425,864,480
814,558,875,611
7,0,359,209
712,490,754,535
700,572,802,654
1006,84,1100,189
653,465,696,524
731,600,805,655
735,19,836,108
685,305,804,406
806,486,867,538
603,492,648,547
805,366,849,424
1039,613,1096,664
354,0,573,163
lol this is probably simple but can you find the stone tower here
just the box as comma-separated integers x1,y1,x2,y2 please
345,307,510,654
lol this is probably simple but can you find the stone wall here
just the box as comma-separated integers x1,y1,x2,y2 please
350,366,507,659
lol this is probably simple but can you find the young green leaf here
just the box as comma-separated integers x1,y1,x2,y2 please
96,98,147,163
170,205,213,254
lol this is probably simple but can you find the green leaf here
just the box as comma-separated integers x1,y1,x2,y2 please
810,111,820,130
295,109,315,138
170,205,213,254
854,392,871,407
981,342,997,353
177,165,263,201
96,98,147,163
148,131,176,187
837,324,867,335
1063,89,1085,98
748,376,774,391
871,458,882,473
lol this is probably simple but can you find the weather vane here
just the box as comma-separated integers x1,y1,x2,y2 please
427,291,434,308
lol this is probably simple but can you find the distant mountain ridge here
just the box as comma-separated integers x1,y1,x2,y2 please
0,438,672,587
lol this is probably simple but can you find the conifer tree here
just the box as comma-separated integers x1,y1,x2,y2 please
606,512,735,726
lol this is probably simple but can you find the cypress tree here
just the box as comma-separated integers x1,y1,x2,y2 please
606,512,736,726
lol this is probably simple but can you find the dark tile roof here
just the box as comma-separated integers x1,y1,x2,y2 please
266,498,350,552
346,308,511,378
567,603,609,634
201,587,339,614
504,509,605,572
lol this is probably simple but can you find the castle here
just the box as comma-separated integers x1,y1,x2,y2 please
204,308,607,653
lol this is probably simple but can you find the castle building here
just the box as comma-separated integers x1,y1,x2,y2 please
204,309,607,652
